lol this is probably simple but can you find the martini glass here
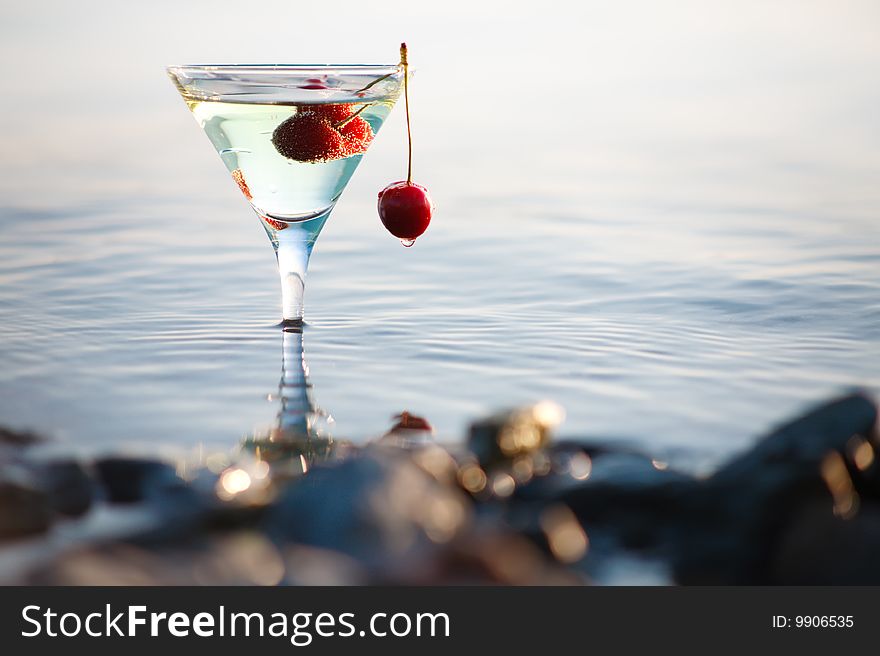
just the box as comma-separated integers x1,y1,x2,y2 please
167,64,405,325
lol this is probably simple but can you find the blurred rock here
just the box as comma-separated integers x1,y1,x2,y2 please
468,402,563,467
712,392,877,484
506,393,880,584
0,426,45,447
376,411,435,448
400,527,584,585
770,499,880,584
3,393,880,585
264,447,471,572
27,532,285,586
512,448,696,558
0,468,52,539
281,544,370,585
94,457,182,504
515,442,688,502
673,392,879,584
42,460,93,517
26,544,173,585
389,411,433,433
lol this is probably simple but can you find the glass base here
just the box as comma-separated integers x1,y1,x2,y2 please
278,318,305,329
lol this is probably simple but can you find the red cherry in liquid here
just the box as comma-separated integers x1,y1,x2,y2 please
260,214,289,231
299,79,328,90
306,103,353,123
231,168,252,200
337,115,373,153
271,112,348,162
377,181,433,245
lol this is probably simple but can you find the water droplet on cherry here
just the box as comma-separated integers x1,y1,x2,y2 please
401,238,415,247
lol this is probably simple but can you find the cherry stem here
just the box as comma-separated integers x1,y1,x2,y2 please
400,42,412,185
333,104,368,129
357,71,394,94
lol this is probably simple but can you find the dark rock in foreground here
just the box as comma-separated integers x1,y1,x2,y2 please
43,460,93,517
0,426,44,446
1,393,879,585
264,447,470,569
676,392,879,584
0,469,52,538
538,393,880,584
94,457,183,504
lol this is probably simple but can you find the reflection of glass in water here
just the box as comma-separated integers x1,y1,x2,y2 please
242,327,334,466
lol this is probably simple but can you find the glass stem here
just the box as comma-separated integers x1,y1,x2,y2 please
263,208,331,325
276,238,309,323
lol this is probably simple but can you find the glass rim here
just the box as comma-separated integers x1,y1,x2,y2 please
167,63,404,73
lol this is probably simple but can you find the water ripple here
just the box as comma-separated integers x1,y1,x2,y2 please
1,179,878,471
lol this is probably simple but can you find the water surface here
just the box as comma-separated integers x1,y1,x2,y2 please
1,1,878,472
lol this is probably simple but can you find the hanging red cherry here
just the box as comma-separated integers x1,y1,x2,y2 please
377,43,433,247
377,181,433,243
